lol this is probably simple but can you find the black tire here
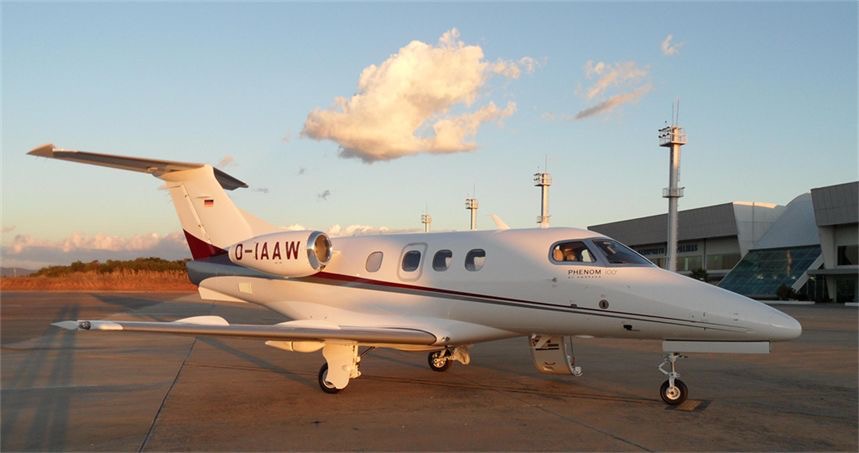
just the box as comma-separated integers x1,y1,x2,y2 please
428,351,451,372
318,363,340,394
660,379,688,405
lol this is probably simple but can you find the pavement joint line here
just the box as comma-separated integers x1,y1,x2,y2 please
530,401,655,451
470,372,655,451
179,359,656,405
137,337,197,453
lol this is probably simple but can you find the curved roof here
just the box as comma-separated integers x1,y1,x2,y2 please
753,193,819,249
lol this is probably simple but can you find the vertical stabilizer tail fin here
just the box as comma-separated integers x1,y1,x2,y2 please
28,144,277,259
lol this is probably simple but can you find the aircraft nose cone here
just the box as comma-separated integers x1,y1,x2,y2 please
766,310,802,341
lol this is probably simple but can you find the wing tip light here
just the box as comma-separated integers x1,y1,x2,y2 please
51,320,123,331
51,320,80,330
28,143,57,158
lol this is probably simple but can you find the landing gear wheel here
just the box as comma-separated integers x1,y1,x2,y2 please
660,379,688,405
428,351,451,372
318,363,340,394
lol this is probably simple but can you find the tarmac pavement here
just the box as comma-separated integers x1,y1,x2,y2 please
1,291,856,451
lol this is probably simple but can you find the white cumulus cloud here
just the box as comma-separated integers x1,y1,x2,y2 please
573,60,651,120
301,28,532,162
216,155,235,169
325,224,419,237
280,224,419,237
1,231,190,268
661,34,683,56
574,84,653,120
582,60,649,100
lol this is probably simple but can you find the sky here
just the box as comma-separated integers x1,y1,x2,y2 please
2,1,857,269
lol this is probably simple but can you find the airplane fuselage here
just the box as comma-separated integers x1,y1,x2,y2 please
192,227,801,347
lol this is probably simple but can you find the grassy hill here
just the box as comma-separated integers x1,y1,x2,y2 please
0,257,196,291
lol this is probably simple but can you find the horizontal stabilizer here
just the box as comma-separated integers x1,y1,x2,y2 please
29,144,247,190
491,214,510,230
52,318,438,345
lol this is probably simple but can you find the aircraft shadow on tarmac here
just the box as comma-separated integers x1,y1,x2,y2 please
2,304,78,451
195,336,316,389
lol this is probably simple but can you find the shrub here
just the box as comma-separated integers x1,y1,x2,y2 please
690,268,708,281
776,284,798,301
33,257,187,276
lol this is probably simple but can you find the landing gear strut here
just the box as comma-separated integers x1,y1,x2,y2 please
658,352,688,405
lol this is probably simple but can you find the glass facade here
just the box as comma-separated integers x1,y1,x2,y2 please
718,246,821,299
678,255,703,272
706,253,741,270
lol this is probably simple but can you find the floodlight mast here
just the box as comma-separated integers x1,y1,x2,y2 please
534,171,551,228
658,119,687,272
465,198,479,231
421,212,432,233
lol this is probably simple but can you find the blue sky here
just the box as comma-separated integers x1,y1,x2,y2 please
2,2,857,268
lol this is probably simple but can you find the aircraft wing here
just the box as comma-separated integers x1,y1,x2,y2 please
52,316,438,345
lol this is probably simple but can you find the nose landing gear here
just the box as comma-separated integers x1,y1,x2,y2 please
658,352,688,405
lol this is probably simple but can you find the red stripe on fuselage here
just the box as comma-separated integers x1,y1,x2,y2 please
183,230,227,260
307,271,739,330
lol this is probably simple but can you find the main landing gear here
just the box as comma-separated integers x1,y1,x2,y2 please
658,352,689,405
427,346,471,372
428,350,451,372
317,345,471,393
318,363,339,394
316,342,362,394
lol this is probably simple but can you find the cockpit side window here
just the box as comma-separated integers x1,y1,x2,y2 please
550,241,596,263
592,239,652,266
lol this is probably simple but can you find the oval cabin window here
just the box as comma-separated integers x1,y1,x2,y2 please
465,249,486,271
433,250,453,271
401,250,422,272
365,251,383,272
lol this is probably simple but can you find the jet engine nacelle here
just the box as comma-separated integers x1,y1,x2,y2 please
228,230,332,277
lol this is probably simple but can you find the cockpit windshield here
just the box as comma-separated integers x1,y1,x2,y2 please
592,239,653,266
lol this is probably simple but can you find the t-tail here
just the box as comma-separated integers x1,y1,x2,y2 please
28,144,278,260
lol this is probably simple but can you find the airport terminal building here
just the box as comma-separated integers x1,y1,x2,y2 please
588,202,784,282
589,181,858,302
806,182,859,302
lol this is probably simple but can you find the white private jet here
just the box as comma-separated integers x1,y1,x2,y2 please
31,144,802,405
